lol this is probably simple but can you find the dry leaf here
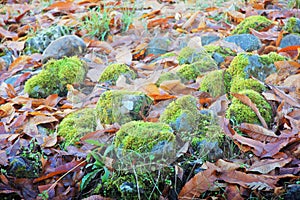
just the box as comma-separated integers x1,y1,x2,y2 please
248,158,292,174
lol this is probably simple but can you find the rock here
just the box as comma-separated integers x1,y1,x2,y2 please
227,52,286,81
226,89,272,125
96,90,153,125
224,34,262,52
58,108,98,147
8,156,40,178
194,140,223,161
98,63,137,85
279,34,300,48
145,37,170,56
231,15,273,34
0,50,13,70
199,69,231,97
42,35,86,63
24,56,86,98
24,25,70,55
285,185,300,200
201,35,220,46
284,17,300,34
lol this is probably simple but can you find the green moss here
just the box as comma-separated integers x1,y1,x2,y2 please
203,45,236,57
160,52,177,58
230,77,266,94
58,108,97,146
96,90,153,125
226,89,272,125
200,70,231,97
24,56,86,98
114,121,174,153
227,52,287,80
156,72,180,86
99,63,137,85
227,53,250,78
176,64,201,81
159,95,199,125
177,46,205,64
231,15,273,34
284,17,300,34
259,52,287,65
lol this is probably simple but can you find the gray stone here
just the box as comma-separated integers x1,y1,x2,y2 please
195,140,223,161
146,37,170,56
224,34,262,52
201,35,220,46
42,35,86,63
279,34,300,48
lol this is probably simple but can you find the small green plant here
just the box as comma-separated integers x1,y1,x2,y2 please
81,7,111,40
80,140,111,194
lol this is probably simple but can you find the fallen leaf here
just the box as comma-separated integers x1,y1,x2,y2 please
178,162,218,199
248,158,292,174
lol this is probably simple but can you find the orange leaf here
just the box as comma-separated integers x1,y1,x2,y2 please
239,123,280,143
178,162,218,199
0,103,14,117
278,45,300,59
43,1,78,12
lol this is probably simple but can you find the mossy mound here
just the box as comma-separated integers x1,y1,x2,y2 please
200,70,231,97
57,108,98,146
203,45,236,57
226,89,272,125
284,17,300,34
231,15,273,34
24,56,86,98
114,121,175,153
156,72,180,86
96,90,153,125
230,77,266,94
227,52,287,81
99,63,137,85
24,25,70,54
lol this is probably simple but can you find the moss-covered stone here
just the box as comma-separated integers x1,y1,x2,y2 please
114,121,174,153
96,90,153,125
58,108,97,146
284,17,300,34
230,77,266,94
227,52,287,81
24,25,71,54
226,89,272,125
156,72,180,86
203,45,236,57
99,63,137,85
24,56,86,98
177,46,208,64
231,15,273,34
176,64,201,81
200,70,231,97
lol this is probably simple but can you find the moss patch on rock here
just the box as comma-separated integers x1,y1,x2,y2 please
58,108,98,147
99,63,137,85
227,52,287,81
284,17,300,34
96,90,153,125
156,72,180,86
200,70,231,97
226,89,272,125
230,77,266,94
203,45,236,57
114,121,174,153
24,56,86,98
231,15,273,34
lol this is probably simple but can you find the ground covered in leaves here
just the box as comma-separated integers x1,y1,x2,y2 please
0,0,300,199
